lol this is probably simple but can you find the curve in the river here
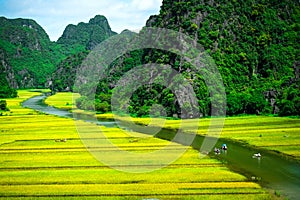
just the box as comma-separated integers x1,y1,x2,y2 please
22,94,116,127
22,94,300,200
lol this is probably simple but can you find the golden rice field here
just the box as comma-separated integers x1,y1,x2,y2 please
0,91,271,199
45,92,80,110
45,92,300,160
112,115,300,161
134,116,300,160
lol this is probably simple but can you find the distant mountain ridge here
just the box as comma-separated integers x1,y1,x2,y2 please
0,15,117,90
57,15,117,53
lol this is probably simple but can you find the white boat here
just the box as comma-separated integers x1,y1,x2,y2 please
253,153,261,157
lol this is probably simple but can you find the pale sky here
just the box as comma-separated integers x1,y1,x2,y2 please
0,0,163,41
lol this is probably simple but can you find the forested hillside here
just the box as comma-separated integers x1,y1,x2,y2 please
49,15,117,91
145,0,300,116
49,52,88,92
57,15,117,54
0,17,65,88
75,0,299,117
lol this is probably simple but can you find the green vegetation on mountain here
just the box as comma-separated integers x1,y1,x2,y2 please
49,15,118,93
0,17,66,88
75,0,299,117
142,0,300,117
0,69,17,98
57,15,117,54
0,47,17,98
50,51,88,92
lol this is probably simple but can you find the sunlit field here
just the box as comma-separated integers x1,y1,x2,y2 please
1,90,45,116
0,91,271,199
45,92,300,161
45,92,80,110
113,115,300,161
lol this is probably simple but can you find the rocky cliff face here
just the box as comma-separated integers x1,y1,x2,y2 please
48,52,88,92
71,0,299,117
0,48,17,88
0,47,17,97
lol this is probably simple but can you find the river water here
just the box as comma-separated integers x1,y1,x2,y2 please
22,94,300,199
22,94,116,127
157,130,300,199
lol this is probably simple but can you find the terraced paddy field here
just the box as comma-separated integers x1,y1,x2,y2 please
0,91,271,199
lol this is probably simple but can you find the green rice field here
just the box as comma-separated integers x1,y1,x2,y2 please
0,91,272,199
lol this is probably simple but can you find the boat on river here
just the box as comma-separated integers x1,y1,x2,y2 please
253,153,261,157
222,143,227,150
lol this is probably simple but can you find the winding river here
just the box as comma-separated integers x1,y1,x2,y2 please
22,94,300,200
